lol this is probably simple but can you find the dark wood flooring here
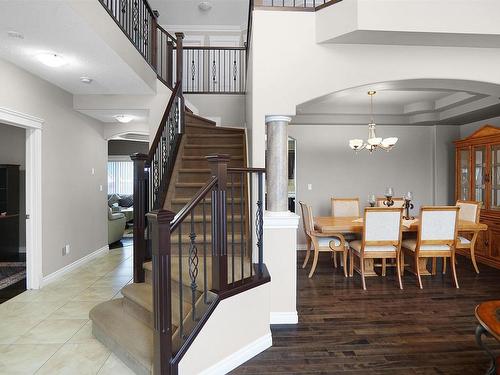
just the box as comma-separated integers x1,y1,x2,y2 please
232,253,500,374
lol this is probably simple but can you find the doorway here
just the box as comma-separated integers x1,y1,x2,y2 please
0,123,26,302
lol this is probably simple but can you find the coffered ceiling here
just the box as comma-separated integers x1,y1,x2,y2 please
294,80,500,126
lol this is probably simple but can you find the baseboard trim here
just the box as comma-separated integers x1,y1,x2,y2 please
40,245,109,287
270,311,298,325
199,332,272,375
297,244,307,251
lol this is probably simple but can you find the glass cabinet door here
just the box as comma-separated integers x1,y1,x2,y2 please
491,145,500,210
473,146,486,205
458,148,471,201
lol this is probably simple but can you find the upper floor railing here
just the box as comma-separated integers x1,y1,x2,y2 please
254,0,341,10
182,47,246,94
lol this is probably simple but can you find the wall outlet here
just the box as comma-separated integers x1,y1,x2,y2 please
62,244,70,256
307,184,312,191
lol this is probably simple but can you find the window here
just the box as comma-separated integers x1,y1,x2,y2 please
108,158,133,195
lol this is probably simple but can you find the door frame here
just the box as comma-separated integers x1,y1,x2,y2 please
0,107,43,289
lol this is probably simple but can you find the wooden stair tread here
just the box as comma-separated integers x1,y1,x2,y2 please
188,134,242,138
178,169,211,173
184,144,243,149
171,197,242,204
175,182,242,188
182,155,243,160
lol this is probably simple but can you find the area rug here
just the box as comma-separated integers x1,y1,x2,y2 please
0,262,26,290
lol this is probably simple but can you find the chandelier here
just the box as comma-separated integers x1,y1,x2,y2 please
349,91,398,153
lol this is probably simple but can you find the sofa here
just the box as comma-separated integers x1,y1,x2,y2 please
108,207,126,244
108,194,134,222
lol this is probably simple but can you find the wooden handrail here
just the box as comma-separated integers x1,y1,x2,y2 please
183,46,247,51
147,81,182,164
156,24,176,42
228,167,266,173
170,176,218,232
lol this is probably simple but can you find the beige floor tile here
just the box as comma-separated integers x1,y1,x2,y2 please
15,319,87,344
92,276,132,288
0,343,62,374
71,287,121,302
31,287,85,302
68,321,95,344
0,318,43,344
35,341,110,375
0,301,66,320
6,289,42,303
47,301,100,320
97,353,135,375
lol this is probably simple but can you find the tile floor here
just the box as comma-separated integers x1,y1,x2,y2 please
0,243,136,374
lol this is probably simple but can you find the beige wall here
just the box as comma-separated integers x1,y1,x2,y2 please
250,10,500,169
0,58,107,276
290,124,461,246
185,94,246,127
0,123,26,250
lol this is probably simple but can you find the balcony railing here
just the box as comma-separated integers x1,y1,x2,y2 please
254,0,341,9
181,47,246,94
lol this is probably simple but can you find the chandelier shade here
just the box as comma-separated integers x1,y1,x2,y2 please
349,91,398,153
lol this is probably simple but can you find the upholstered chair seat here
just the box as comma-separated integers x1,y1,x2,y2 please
350,240,396,253
299,201,349,278
317,237,342,248
401,239,450,252
349,207,404,290
401,206,460,289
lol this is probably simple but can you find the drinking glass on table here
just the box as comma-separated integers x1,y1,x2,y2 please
368,194,376,207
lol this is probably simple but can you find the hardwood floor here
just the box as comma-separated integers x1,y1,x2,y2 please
232,253,500,374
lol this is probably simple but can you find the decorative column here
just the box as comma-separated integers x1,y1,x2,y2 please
263,115,300,325
265,116,291,212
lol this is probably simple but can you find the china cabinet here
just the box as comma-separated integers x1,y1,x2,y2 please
455,125,500,269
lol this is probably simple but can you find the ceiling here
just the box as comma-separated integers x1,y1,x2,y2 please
150,0,248,29
294,80,500,126
0,1,154,95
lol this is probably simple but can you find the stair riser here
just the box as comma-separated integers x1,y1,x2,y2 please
184,147,244,157
185,124,243,135
177,173,245,184
181,158,244,169
173,186,245,198
123,297,153,328
170,222,245,234
170,203,245,215
187,136,243,145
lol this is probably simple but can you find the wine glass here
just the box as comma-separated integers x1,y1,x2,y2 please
368,194,376,207
405,191,413,201
385,187,394,198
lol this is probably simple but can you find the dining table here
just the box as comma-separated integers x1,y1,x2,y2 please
314,216,488,277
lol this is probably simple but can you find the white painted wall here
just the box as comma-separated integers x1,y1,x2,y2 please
178,283,272,375
0,123,26,251
249,10,500,169
316,0,500,45
460,116,500,138
185,94,246,127
0,58,107,277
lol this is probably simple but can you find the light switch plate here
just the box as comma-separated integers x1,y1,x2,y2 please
307,184,312,191
63,244,70,256
91,168,95,175
99,185,103,192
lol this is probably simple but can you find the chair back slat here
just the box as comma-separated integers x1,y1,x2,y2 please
420,207,459,242
331,198,360,217
298,201,309,234
364,207,402,243
456,200,480,223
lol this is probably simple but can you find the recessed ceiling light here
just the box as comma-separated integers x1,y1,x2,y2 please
198,1,212,11
80,77,93,84
7,31,24,39
36,53,67,68
113,115,134,123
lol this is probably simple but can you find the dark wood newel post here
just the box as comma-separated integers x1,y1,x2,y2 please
131,153,148,283
147,209,174,375
175,32,184,90
207,154,230,292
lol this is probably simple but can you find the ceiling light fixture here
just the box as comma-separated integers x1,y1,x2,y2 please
80,77,93,84
198,1,212,11
36,52,67,68
349,91,398,153
113,115,134,123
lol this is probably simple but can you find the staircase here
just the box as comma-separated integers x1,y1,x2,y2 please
90,105,257,374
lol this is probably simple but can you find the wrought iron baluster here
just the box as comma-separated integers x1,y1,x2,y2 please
189,211,199,321
203,197,208,304
241,172,245,280
231,173,235,284
240,172,244,281
178,223,184,339
256,172,264,275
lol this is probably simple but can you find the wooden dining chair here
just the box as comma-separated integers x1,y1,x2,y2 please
401,206,460,289
349,207,404,290
331,198,360,217
454,200,482,274
376,197,405,208
299,201,348,278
